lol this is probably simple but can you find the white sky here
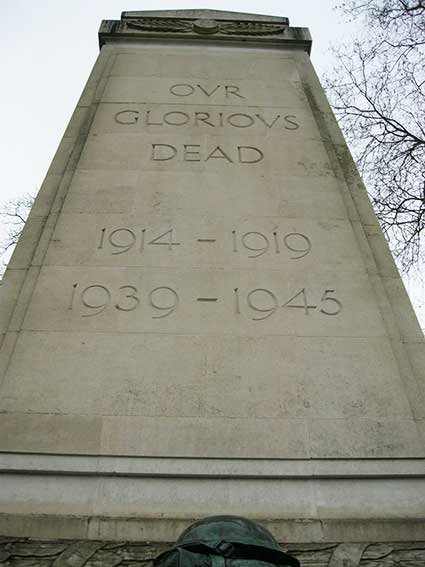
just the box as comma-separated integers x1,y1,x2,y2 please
0,0,424,328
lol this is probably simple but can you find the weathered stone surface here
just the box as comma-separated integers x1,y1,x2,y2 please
0,8,424,540
51,543,104,567
6,544,67,557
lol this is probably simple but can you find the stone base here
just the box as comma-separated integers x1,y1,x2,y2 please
0,453,424,542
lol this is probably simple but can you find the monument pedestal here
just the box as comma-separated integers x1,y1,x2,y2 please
0,10,424,544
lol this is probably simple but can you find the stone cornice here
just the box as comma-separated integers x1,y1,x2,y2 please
98,9,311,52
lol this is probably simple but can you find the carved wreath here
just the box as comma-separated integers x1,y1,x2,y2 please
126,18,286,36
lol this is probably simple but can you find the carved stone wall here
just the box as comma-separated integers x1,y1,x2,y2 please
0,8,424,542
1,539,425,567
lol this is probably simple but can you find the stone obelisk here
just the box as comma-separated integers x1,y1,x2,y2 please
0,10,424,543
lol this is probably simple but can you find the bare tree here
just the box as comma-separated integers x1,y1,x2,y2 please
325,0,425,271
0,194,34,275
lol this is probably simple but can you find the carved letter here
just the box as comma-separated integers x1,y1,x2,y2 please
151,144,177,161
146,110,163,126
206,146,234,163
227,113,255,128
197,84,221,97
184,145,201,161
195,112,216,127
114,110,139,124
238,146,264,163
163,111,190,126
225,85,245,99
284,115,299,130
170,84,195,96
256,114,281,129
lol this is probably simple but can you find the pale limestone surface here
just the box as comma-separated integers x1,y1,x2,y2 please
0,9,424,541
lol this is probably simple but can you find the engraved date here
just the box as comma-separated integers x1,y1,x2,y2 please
96,226,311,260
68,283,341,322
234,287,342,320
232,230,311,258
98,228,180,254
69,283,179,318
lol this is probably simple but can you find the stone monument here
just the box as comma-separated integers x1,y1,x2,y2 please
0,9,424,547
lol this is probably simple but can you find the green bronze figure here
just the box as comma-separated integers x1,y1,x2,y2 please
154,516,300,567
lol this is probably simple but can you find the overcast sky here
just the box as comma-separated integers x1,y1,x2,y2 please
0,0,424,327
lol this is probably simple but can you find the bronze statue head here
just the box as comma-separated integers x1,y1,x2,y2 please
154,516,299,567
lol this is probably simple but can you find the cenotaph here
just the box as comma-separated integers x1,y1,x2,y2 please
0,10,424,547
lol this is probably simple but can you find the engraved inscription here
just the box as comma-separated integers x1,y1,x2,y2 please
319,289,343,315
95,226,311,260
67,61,341,334
115,285,140,312
70,283,179,319
115,110,139,124
80,284,111,317
169,83,245,99
97,228,180,254
114,109,299,130
147,229,181,250
234,287,342,320
68,283,342,321
150,144,264,163
232,230,311,258
149,286,179,318
76,284,142,316
247,288,279,320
